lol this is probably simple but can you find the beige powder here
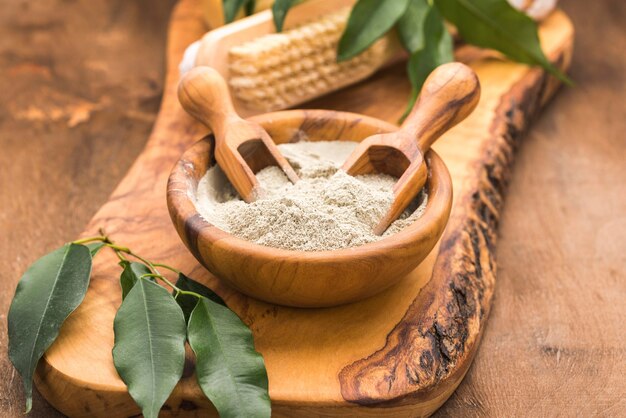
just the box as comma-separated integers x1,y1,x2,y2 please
194,141,427,251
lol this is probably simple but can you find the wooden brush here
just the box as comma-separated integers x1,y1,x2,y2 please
342,62,480,235
178,66,299,202
181,0,403,117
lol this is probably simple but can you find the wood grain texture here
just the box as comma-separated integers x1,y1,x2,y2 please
3,0,624,417
24,0,573,416
337,48,569,410
435,1,626,415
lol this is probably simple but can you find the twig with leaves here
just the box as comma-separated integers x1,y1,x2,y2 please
8,231,270,418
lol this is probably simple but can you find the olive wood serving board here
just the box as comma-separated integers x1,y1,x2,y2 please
34,0,573,416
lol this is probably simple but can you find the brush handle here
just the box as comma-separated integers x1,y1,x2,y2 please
401,62,481,152
178,66,241,140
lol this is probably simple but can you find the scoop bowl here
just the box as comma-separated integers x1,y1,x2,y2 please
167,110,452,307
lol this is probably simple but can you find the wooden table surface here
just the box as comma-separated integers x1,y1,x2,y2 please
1,0,624,416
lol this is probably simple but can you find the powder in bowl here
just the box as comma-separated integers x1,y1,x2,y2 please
194,141,427,251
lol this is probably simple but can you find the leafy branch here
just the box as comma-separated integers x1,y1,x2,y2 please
8,231,270,417
271,0,570,119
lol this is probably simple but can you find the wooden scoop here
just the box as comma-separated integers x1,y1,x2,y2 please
342,62,481,235
178,66,299,202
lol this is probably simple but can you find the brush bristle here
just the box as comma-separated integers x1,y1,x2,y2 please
228,10,394,112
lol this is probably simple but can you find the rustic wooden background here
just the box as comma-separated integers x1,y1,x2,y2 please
0,0,624,416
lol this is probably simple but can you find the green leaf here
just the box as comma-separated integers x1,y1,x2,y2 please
223,0,252,23
8,243,92,412
272,0,298,32
244,0,255,16
434,0,569,82
119,261,152,300
112,279,187,418
337,0,412,61
85,242,105,257
188,297,270,418
401,4,453,121
397,0,430,53
175,274,226,322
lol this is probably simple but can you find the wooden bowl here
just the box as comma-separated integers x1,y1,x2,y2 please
167,110,452,307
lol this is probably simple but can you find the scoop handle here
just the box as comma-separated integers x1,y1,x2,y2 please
177,66,239,139
401,62,481,152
